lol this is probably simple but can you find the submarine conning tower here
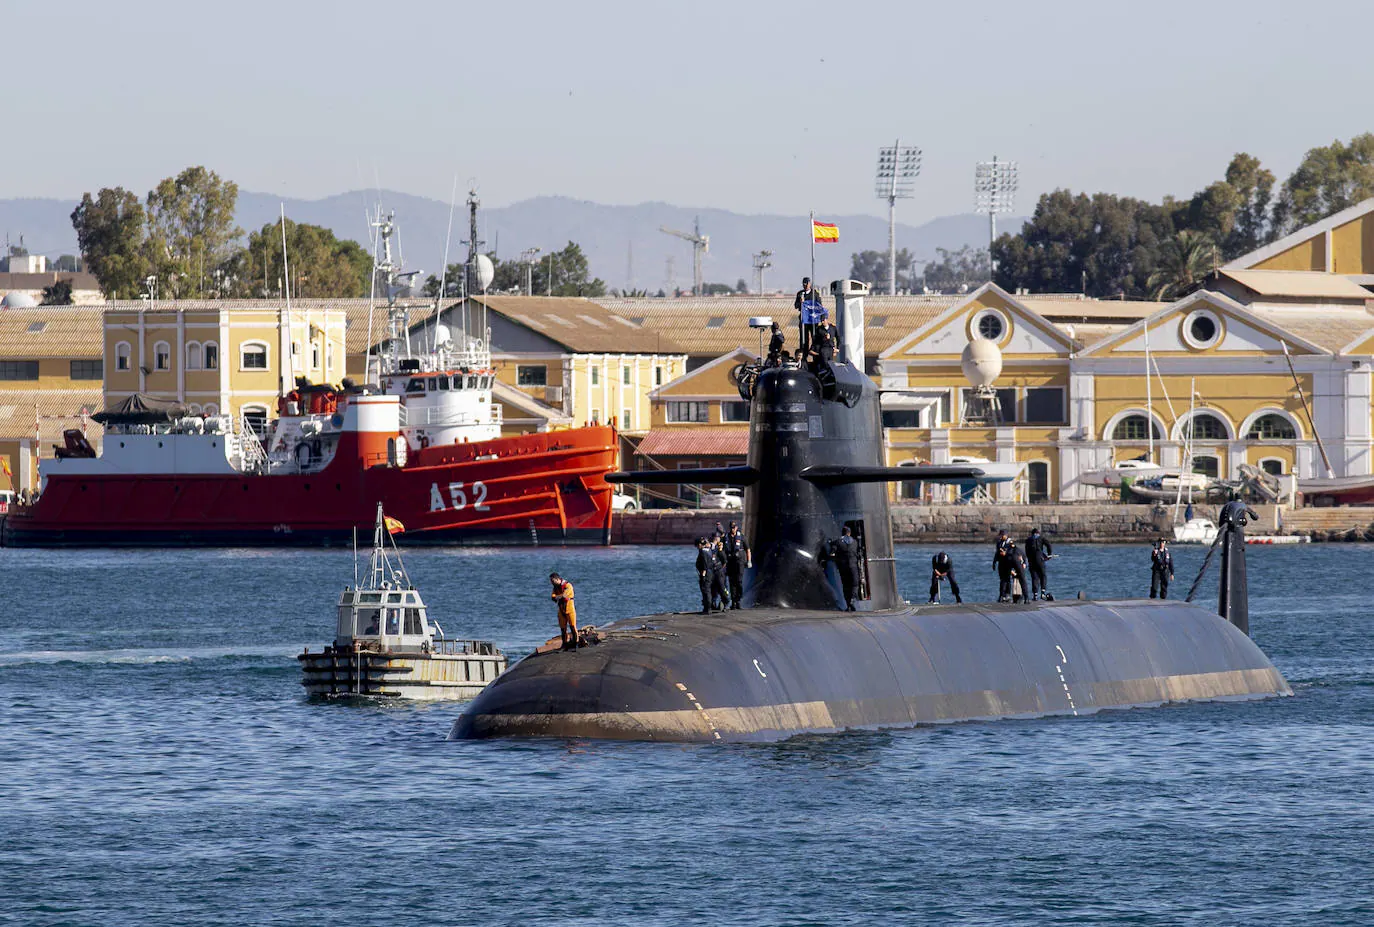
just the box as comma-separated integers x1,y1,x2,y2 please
610,280,983,612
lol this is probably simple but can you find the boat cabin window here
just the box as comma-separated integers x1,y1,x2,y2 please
404,608,424,635
437,375,450,390
358,608,381,636
407,378,427,393
385,608,401,636
359,592,382,604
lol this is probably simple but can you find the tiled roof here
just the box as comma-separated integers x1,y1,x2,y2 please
1218,269,1372,300
0,389,104,441
0,307,105,358
595,294,1164,356
1261,312,1374,353
476,296,685,355
635,428,748,458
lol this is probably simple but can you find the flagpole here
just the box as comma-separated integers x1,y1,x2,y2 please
809,209,816,285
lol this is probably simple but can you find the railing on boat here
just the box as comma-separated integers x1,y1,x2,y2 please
430,638,501,656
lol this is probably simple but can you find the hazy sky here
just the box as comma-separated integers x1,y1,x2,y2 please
8,0,1373,223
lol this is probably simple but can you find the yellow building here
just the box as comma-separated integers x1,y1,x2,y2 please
102,301,348,426
878,282,1374,501
454,296,688,436
0,307,105,494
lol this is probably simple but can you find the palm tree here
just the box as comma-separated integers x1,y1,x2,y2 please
1148,230,1220,300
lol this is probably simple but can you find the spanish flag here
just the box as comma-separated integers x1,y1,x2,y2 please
812,221,839,243
383,514,405,535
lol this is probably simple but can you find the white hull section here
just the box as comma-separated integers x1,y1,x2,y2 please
299,649,507,700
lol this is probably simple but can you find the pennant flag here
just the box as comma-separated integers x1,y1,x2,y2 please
0,458,11,480
383,515,405,535
812,221,839,243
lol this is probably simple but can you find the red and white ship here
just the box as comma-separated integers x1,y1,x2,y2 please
2,214,618,547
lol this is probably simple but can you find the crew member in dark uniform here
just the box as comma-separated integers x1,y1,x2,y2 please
809,315,837,367
710,534,730,611
829,526,861,611
1008,542,1032,603
723,521,752,609
928,551,962,604
993,530,1015,602
694,537,713,614
1024,527,1054,601
795,277,824,356
1150,539,1175,599
765,321,785,367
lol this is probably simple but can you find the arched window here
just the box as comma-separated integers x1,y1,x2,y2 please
1182,413,1228,441
186,341,202,370
115,342,131,372
1112,415,1161,441
203,342,219,370
153,341,171,371
1260,458,1285,476
1247,413,1296,440
241,404,269,437
241,341,269,370
1192,455,1219,478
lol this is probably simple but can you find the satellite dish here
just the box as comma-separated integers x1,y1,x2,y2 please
961,337,1002,388
434,324,452,346
475,254,495,291
1,291,38,309
748,316,773,329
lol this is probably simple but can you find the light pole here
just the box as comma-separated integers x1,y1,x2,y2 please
519,248,541,296
875,141,921,295
974,156,1019,278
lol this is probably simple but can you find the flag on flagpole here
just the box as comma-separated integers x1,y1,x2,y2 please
383,515,405,535
812,221,839,243
0,458,11,481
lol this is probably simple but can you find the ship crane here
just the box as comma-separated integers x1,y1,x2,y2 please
659,217,709,296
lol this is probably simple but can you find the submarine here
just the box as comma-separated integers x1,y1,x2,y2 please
452,280,1290,743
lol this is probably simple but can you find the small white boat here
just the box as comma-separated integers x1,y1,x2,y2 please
949,455,1024,483
1245,535,1312,545
298,506,507,700
1173,517,1219,544
1079,458,1166,488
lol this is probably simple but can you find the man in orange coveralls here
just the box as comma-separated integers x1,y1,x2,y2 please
550,572,579,650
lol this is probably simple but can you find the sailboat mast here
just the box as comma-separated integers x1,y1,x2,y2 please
1144,319,1154,462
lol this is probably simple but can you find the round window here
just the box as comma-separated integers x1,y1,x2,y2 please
974,310,1006,341
1182,309,1222,349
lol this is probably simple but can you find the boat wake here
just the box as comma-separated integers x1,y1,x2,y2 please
0,645,298,667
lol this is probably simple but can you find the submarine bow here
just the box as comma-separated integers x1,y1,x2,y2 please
454,281,1290,743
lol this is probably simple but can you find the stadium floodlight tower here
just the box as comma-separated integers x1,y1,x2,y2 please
875,140,922,295
752,249,773,294
518,247,541,296
974,156,1019,275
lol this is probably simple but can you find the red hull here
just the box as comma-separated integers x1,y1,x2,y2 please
3,426,619,547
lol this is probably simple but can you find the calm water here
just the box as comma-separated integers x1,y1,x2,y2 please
1,541,1371,926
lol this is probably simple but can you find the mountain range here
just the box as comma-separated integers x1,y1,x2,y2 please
1,191,1024,292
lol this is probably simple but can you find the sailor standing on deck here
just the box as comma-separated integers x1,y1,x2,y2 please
830,526,861,611
1150,539,1175,599
723,521,752,609
765,321,785,367
993,530,1015,602
550,572,578,650
1024,527,1054,601
710,534,730,612
694,538,714,614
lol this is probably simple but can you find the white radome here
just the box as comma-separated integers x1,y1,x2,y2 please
475,254,495,291
1,291,39,309
961,337,1002,388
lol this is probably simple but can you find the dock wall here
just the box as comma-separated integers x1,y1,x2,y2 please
611,503,1346,545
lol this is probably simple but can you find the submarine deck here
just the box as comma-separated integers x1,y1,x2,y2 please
453,600,1291,743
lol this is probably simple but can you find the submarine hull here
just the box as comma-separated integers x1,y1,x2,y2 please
451,600,1291,743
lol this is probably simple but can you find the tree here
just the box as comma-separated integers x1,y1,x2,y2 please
918,246,990,292
71,187,151,299
1222,153,1275,257
41,280,73,305
1147,230,1219,300
701,282,734,296
735,278,748,294
52,254,83,273
488,242,605,297
144,166,242,298
1273,133,1374,234
228,219,373,298
848,248,914,291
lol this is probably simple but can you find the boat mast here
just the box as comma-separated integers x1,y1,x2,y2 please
1144,318,1154,463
